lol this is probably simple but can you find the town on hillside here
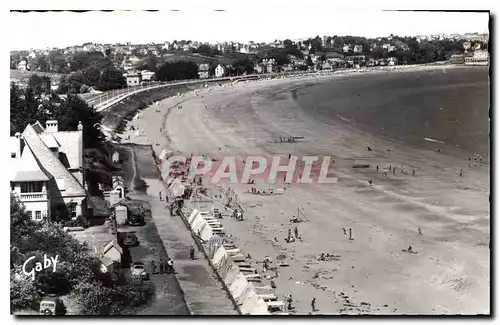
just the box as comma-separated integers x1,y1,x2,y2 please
10,33,489,93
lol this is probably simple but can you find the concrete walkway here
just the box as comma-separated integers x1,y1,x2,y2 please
144,178,238,315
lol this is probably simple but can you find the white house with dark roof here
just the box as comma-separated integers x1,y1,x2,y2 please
10,120,87,221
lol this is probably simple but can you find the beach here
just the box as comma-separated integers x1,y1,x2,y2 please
121,65,490,315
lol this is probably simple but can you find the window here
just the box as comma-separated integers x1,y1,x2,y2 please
35,211,42,220
11,153,16,158
69,203,77,218
20,181,43,193
27,211,33,219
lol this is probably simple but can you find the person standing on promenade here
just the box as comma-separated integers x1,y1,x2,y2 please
190,246,195,260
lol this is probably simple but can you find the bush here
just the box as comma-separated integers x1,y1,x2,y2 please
75,280,155,315
80,84,90,94
10,267,42,312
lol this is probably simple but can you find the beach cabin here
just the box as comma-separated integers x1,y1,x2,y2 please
112,176,126,199
112,151,120,163
102,240,123,264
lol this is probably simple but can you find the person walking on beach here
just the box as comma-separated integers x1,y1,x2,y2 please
412,169,416,176
167,258,174,274
343,228,347,235
311,298,317,312
190,246,195,260
393,168,396,175
418,227,422,236
376,165,379,172
287,295,294,311
159,259,164,274
460,169,463,177
151,260,157,274
294,226,299,238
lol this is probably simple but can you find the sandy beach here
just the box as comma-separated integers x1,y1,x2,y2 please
121,66,490,315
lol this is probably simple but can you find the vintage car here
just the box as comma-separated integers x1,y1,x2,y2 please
39,295,66,315
131,262,149,280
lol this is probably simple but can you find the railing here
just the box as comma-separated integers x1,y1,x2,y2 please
19,192,47,200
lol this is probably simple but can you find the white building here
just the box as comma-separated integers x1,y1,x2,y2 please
10,120,87,221
215,64,226,78
17,60,28,71
126,74,142,87
198,64,210,79
141,70,155,81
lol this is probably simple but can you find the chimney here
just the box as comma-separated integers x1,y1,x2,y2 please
14,132,22,159
45,120,58,133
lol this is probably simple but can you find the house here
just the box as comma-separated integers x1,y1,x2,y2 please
353,45,363,53
102,240,123,264
141,70,155,81
342,44,351,53
10,120,87,221
254,64,265,74
215,64,226,78
450,54,465,64
112,176,126,199
198,64,210,79
17,60,28,71
322,62,332,70
465,50,489,65
126,74,142,87
112,151,120,163
113,204,128,224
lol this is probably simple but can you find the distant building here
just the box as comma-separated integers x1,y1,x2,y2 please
198,64,210,79
215,64,226,78
254,63,265,74
126,74,142,87
465,50,489,65
450,54,465,64
17,60,28,71
141,70,155,81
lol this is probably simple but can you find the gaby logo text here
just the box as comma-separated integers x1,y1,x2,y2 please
22,254,59,281
162,155,338,185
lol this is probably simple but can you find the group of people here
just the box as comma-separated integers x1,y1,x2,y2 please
151,258,175,274
285,226,302,243
376,164,416,177
285,295,318,313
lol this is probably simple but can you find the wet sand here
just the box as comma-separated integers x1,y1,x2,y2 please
124,66,490,315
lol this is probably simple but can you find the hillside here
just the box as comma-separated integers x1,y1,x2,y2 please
10,70,65,83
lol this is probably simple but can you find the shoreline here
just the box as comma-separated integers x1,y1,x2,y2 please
117,67,489,315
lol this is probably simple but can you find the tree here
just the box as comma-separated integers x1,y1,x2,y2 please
306,56,313,66
98,66,126,91
58,71,90,94
146,55,158,72
83,66,101,85
155,61,199,81
10,83,44,135
28,75,51,95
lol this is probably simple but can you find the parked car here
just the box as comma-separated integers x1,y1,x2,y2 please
123,232,139,246
131,262,149,280
39,295,66,315
126,214,145,226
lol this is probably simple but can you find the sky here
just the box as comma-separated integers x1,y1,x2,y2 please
9,10,490,50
